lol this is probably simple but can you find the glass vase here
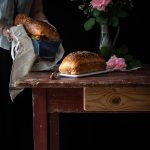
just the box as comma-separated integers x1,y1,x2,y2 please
99,23,112,59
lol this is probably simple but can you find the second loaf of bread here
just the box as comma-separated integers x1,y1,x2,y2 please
59,51,106,75
14,14,60,41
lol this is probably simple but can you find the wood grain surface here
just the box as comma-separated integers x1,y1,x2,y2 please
14,65,150,88
84,87,150,111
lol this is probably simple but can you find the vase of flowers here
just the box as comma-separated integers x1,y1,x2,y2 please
71,0,133,59
71,0,142,69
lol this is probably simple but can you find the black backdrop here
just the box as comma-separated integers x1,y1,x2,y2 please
43,1,150,150
43,0,150,63
1,0,150,150
44,0,150,150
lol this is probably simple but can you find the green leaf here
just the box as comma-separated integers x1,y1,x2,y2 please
78,4,85,10
96,16,106,26
109,16,119,27
127,59,142,69
114,45,129,57
124,55,133,62
93,9,100,17
83,7,91,14
118,48,128,55
117,10,128,18
84,18,96,31
119,44,128,53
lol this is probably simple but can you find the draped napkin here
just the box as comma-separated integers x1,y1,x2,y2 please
9,24,64,101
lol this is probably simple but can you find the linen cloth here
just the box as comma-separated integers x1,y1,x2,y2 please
9,24,64,101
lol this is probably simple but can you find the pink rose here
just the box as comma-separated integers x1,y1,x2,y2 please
90,0,111,11
106,55,127,71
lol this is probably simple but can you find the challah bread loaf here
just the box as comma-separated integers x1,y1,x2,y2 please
59,51,106,75
14,14,60,41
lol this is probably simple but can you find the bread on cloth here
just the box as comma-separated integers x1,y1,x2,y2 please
59,51,106,75
14,14,60,41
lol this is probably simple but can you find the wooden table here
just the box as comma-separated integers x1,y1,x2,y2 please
13,65,150,150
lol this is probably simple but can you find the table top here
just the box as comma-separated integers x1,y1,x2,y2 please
13,64,150,88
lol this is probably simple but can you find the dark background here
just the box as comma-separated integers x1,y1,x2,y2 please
43,0,150,150
43,0,150,63
1,0,150,150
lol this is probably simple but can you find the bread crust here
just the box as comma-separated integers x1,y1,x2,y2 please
59,51,106,75
14,14,60,41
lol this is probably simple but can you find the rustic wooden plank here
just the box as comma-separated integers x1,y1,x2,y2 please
32,88,47,150
47,88,84,112
13,65,150,88
84,87,150,111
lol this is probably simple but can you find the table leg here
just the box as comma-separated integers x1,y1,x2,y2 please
32,88,47,150
50,113,59,150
